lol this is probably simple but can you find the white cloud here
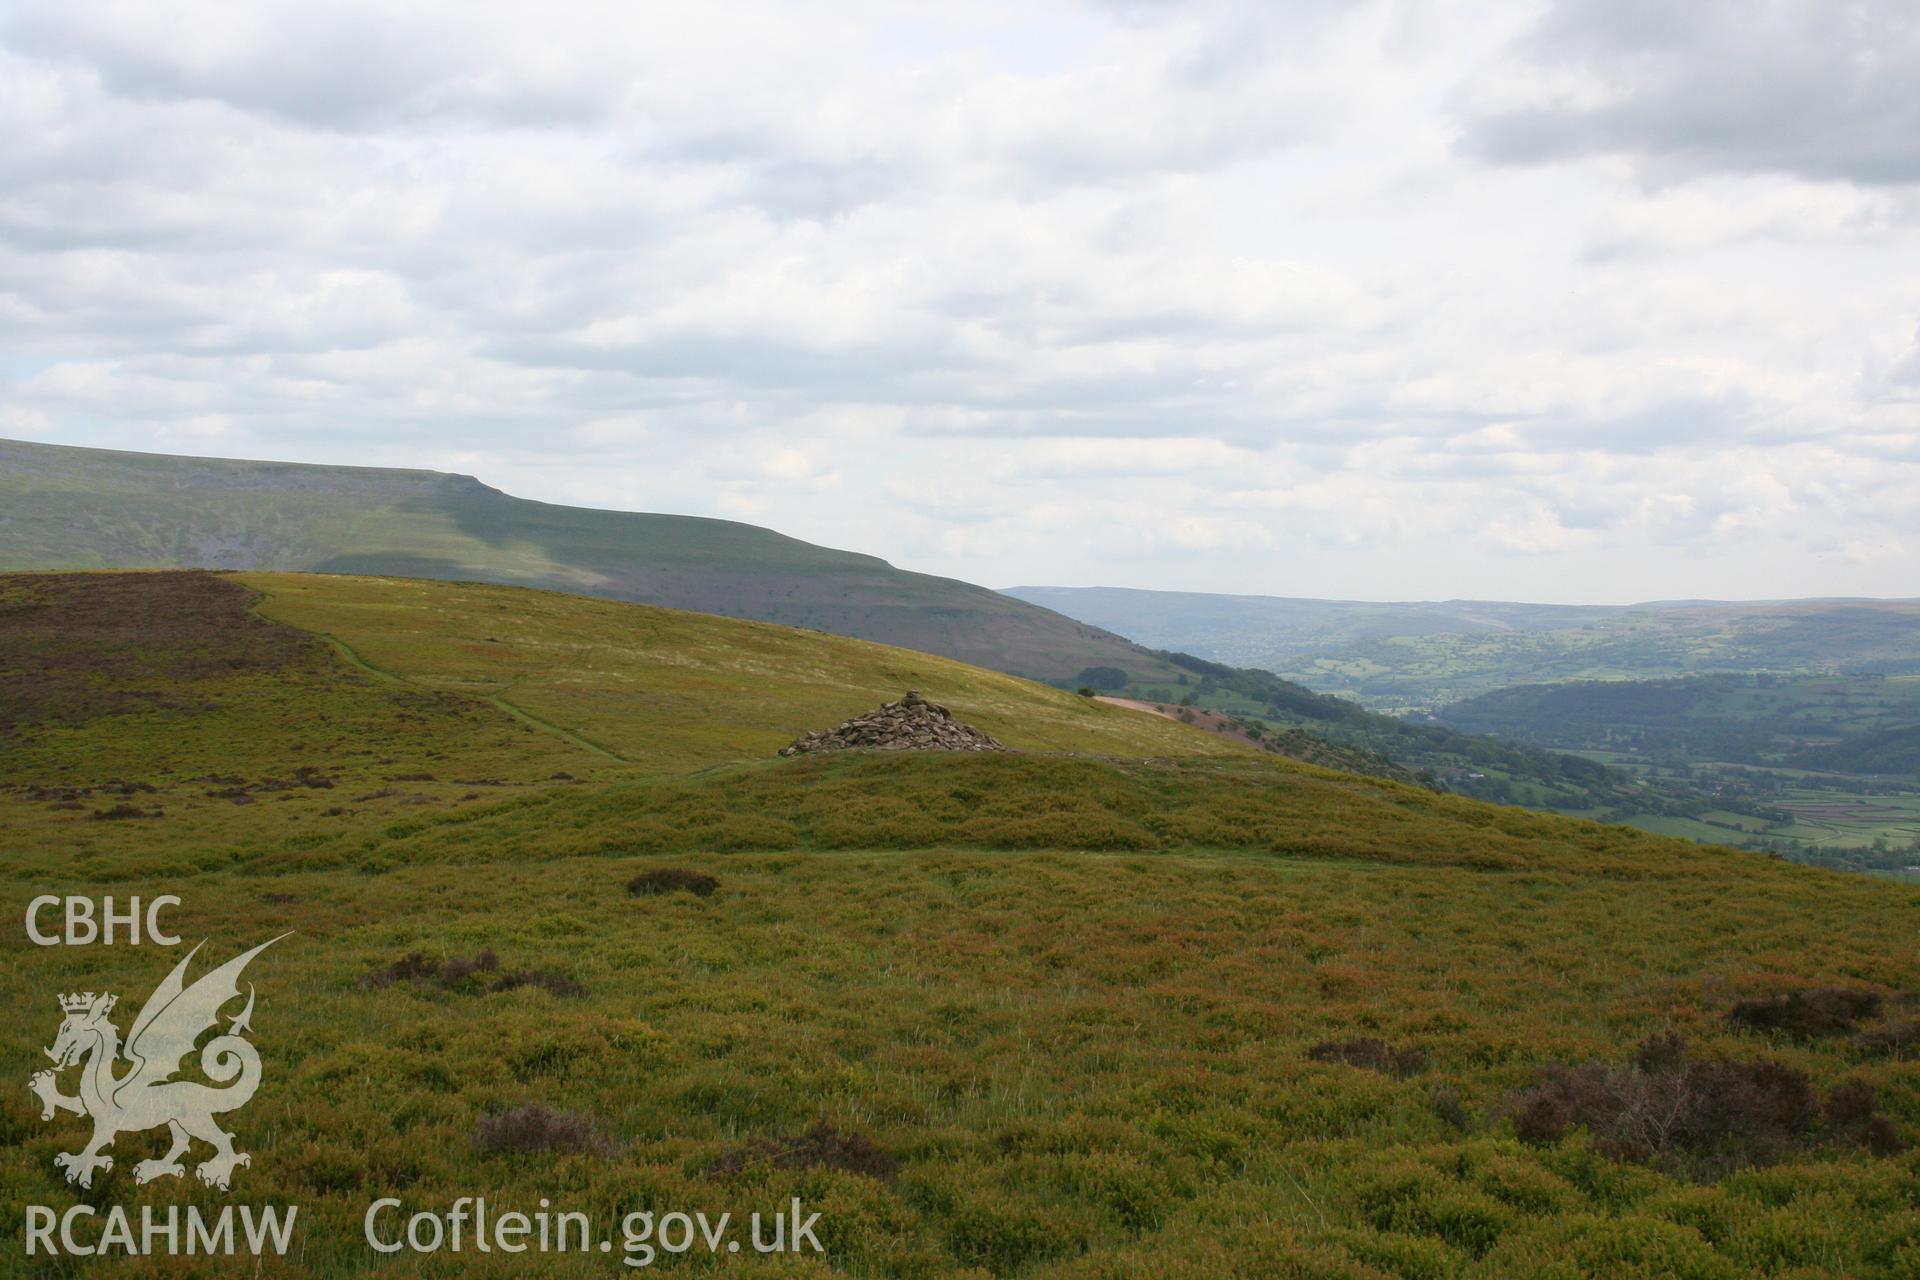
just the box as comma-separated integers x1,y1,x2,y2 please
0,0,1916,603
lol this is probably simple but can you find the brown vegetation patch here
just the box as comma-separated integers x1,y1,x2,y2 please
492,968,587,997
364,949,584,997
1307,1037,1429,1077
26,785,92,801
1513,1035,1904,1168
706,1123,896,1182
91,803,163,820
0,570,319,733
1728,988,1883,1039
627,867,719,898
475,1104,611,1156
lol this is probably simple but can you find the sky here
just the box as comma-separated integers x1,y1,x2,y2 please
1,0,1916,604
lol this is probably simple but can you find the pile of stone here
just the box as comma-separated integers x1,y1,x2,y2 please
778,691,1005,756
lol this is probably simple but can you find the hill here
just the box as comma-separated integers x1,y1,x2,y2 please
1006,584,1920,711
1439,674,1920,773
5,569,1918,1277
1,439,1740,821
0,436,1176,685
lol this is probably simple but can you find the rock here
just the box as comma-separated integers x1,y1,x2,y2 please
779,691,1005,756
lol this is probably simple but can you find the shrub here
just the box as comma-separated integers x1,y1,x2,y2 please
1516,1057,1818,1164
627,867,719,897
1824,1081,1907,1156
475,1104,609,1156
1512,1037,1901,1167
1728,988,1882,1039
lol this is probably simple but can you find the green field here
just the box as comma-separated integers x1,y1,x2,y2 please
4,571,1919,1277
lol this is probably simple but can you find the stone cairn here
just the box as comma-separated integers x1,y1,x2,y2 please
778,691,1005,756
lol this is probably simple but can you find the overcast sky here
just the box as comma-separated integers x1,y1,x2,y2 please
2,1,1916,603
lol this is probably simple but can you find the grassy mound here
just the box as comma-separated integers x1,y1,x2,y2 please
1,570,1247,874
240,571,1253,768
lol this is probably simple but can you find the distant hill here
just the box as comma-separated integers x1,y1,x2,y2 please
1440,673,1920,779
1429,672,1920,863
1005,584,1920,710
0,437,1176,685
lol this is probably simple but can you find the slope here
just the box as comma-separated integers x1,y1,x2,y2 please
0,436,1174,684
6,570,1919,1279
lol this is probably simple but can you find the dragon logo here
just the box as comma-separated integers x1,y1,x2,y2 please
29,936,287,1191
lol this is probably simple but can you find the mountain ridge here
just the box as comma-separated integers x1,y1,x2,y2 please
0,436,1176,686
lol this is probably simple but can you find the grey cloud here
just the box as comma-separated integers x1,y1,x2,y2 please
3,3,614,131
1459,0,1920,186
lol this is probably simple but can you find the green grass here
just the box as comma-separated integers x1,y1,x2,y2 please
241,573,1250,772
4,570,1919,1277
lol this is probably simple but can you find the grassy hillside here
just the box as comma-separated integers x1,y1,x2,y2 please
1008,585,1920,711
3,575,1920,1274
0,436,1175,685
0,571,1247,865
4,571,1919,1277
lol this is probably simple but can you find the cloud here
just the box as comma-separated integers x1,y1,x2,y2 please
1457,0,1920,188
0,0,1915,603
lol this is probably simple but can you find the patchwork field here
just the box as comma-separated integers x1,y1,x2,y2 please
4,571,1918,1277
1438,675,1920,866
